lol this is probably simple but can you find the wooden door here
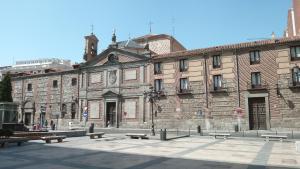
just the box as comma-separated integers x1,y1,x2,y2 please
249,98,267,130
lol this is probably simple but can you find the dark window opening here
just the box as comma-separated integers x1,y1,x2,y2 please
213,55,221,68
154,62,162,74
250,50,260,65
179,59,188,72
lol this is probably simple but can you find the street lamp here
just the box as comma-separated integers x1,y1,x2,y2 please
144,86,162,136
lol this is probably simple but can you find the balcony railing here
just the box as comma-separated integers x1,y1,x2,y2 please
176,86,192,95
288,80,300,88
210,84,227,93
247,81,268,91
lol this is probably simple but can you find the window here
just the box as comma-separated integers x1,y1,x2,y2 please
154,79,163,91
53,80,58,88
179,78,189,92
251,72,261,87
61,104,67,118
71,103,76,119
71,78,77,86
154,62,162,74
250,50,260,64
290,46,300,61
213,55,221,68
27,83,32,91
213,75,222,90
179,59,188,72
292,66,300,85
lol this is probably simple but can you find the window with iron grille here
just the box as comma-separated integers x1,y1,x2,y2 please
180,78,188,91
27,83,32,91
179,59,188,72
290,46,300,61
292,67,300,85
213,75,222,90
154,79,163,91
212,55,221,68
71,78,77,86
53,80,58,88
250,50,260,65
71,103,76,119
154,62,162,74
251,72,261,86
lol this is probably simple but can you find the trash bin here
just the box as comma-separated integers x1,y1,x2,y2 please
89,123,94,133
160,129,167,141
234,124,239,132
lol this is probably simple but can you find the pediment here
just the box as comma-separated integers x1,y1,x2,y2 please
102,90,120,97
82,48,149,67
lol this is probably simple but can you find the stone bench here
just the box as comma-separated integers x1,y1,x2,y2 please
41,135,66,143
296,141,300,153
0,137,29,148
261,134,287,142
87,132,105,139
126,133,148,139
209,133,231,139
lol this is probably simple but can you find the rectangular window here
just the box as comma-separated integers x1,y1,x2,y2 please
292,67,300,85
251,72,261,87
213,75,222,90
27,83,32,91
212,55,221,68
154,79,163,91
154,62,162,74
250,50,260,65
179,59,188,72
180,78,188,91
72,78,77,86
53,80,58,88
291,46,300,61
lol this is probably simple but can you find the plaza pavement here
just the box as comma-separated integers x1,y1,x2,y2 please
0,134,299,169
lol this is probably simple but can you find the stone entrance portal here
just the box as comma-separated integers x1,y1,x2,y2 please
106,102,116,127
248,97,267,130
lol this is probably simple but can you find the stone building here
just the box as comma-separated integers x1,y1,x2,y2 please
153,37,300,130
11,33,186,128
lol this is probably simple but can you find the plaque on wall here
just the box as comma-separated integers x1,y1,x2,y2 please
124,101,136,118
125,69,137,80
90,73,101,84
108,70,117,85
89,101,100,119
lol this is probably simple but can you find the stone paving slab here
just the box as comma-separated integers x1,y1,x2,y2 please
0,135,299,169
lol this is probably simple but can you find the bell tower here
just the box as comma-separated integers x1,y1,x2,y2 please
83,33,99,62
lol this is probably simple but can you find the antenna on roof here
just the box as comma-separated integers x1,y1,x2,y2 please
91,24,94,35
171,17,175,37
149,21,153,34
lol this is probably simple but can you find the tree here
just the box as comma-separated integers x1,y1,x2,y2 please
0,73,13,102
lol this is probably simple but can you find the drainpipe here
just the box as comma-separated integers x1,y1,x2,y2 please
235,49,241,107
204,54,209,108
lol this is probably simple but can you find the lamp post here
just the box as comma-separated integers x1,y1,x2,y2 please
144,86,161,136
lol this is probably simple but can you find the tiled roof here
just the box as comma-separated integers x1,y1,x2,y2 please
153,36,300,59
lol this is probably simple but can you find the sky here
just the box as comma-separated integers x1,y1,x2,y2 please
0,0,292,66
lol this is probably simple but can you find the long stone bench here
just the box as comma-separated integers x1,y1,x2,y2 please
126,133,148,139
41,135,66,143
209,133,231,139
261,134,287,142
0,137,29,147
87,132,105,139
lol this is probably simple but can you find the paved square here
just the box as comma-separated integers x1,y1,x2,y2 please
0,135,299,169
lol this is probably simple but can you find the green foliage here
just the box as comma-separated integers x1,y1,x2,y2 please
0,73,13,102
0,129,14,138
